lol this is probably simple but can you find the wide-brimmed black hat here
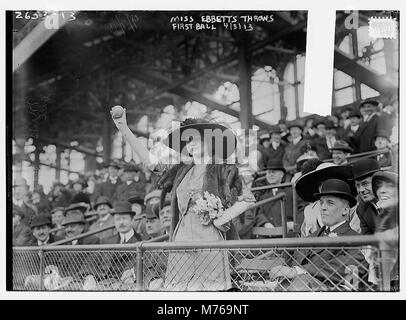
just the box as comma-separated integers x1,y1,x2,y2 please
295,163,354,202
372,171,398,198
314,178,357,207
264,159,286,173
269,126,282,135
348,158,381,181
287,120,304,130
128,195,145,206
30,214,52,229
359,99,380,109
94,196,113,209
348,110,362,119
111,201,135,216
313,117,327,128
163,118,237,160
330,140,353,153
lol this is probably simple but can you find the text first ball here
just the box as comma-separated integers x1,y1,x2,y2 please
111,105,124,119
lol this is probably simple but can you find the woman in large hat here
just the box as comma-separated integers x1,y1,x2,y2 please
111,107,255,291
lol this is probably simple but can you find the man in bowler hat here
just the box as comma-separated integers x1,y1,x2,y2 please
29,214,63,246
269,179,368,291
89,196,116,241
350,159,382,235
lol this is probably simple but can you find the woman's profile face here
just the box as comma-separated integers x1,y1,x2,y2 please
186,133,208,161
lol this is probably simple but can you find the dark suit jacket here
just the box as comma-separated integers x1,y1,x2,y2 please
94,176,123,201
13,223,35,246
342,126,362,153
290,221,367,285
283,138,310,169
259,144,285,169
15,202,37,226
254,186,294,228
353,114,385,153
98,230,141,280
28,234,64,246
356,199,379,235
111,180,147,206
311,136,331,160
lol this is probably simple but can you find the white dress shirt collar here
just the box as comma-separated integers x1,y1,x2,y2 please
292,136,302,145
38,236,50,246
271,141,280,150
328,220,347,233
120,229,135,244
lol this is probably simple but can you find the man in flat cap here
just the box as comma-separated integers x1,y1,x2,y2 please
128,195,149,240
269,179,368,291
330,140,353,166
94,160,123,200
343,109,362,153
111,163,146,206
283,120,310,175
353,99,387,153
88,196,116,241
29,214,63,246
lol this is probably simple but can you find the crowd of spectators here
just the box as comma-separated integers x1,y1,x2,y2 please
12,98,399,291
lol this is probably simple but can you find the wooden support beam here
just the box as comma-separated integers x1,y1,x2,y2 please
13,12,75,72
334,48,397,95
238,33,253,129
131,70,273,129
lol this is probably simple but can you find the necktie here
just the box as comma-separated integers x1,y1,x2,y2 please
324,227,331,235
120,236,125,244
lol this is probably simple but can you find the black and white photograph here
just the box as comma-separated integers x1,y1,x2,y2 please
5,4,401,298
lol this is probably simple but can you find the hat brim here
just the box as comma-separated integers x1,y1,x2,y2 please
372,171,398,197
330,147,353,153
313,191,357,207
348,168,381,181
264,166,286,173
111,211,135,216
94,202,113,209
62,220,86,226
163,123,237,159
295,165,355,202
31,222,52,229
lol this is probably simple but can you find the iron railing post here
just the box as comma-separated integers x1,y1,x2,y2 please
39,248,45,291
379,240,394,291
136,246,144,291
280,195,287,238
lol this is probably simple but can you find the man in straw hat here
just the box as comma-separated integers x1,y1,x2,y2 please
330,140,353,166
296,162,360,237
269,179,368,291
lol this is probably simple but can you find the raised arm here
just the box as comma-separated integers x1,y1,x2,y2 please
110,106,153,166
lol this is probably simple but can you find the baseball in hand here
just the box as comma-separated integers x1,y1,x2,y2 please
111,105,124,119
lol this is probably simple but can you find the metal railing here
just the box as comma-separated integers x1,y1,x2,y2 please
12,234,397,292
